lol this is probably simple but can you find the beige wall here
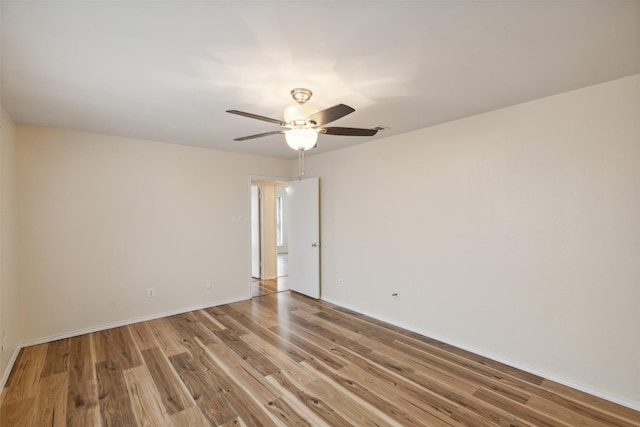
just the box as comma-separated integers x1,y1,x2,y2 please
276,185,289,254
1,106,19,382
17,126,291,342
260,183,278,280
304,74,640,408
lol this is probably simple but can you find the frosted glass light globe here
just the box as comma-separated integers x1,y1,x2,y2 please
285,128,318,150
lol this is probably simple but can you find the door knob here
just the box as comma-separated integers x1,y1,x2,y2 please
311,243,319,247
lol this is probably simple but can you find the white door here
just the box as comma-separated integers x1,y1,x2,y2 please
287,177,320,298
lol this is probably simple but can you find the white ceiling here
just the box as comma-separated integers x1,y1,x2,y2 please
2,1,639,159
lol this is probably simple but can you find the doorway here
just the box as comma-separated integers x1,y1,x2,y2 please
250,179,289,297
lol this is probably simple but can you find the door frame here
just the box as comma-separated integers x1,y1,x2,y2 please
247,175,291,297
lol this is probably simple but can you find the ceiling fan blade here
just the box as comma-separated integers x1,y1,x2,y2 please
226,110,286,126
318,127,378,136
234,130,285,141
306,104,355,126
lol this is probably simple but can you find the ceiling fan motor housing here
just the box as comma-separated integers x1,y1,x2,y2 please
284,103,319,126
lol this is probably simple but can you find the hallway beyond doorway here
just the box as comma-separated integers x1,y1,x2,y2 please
252,253,288,297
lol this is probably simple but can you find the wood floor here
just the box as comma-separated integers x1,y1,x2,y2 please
1,291,639,426
251,276,288,298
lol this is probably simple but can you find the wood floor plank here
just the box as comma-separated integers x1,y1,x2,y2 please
0,397,35,427
267,371,353,427
170,405,213,426
1,291,639,426
266,396,314,427
67,333,99,427
192,308,227,331
123,365,173,426
68,333,95,383
141,346,194,415
166,312,218,347
95,360,138,426
146,317,190,356
214,328,280,377
303,376,395,427
224,388,281,426
93,326,143,369
263,381,332,427
66,380,100,427
128,321,159,352
40,339,70,378
204,340,281,404
179,336,238,394
169,351,237,425
32,372,67,427
205,306,248,335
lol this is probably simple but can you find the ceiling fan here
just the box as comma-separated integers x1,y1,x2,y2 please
226,88,379,152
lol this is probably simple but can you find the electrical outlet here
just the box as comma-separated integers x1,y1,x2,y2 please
205,279,212,289
147,287,155,298
338,278,344,288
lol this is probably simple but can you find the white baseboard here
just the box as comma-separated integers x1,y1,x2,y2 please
20,296,247,347
0,346,22,392
321,296,640,412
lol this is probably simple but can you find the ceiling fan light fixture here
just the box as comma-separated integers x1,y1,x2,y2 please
285,128,317,150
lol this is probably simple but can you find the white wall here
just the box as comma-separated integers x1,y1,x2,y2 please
305,74,640,408
0,106,20,383
17,126,291,342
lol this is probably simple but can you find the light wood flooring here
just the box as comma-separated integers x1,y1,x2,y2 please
1,291,639,426
251,253,289,298
251,276,288,298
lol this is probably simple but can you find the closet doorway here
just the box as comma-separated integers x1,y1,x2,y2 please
250,179,289,297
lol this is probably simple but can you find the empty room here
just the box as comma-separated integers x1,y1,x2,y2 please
1,1,639,426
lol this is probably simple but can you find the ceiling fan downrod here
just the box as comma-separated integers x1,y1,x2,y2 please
298,148,306,180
